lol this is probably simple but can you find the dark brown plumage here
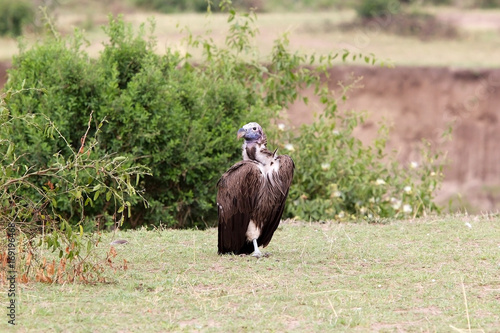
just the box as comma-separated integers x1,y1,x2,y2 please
217,122,294,257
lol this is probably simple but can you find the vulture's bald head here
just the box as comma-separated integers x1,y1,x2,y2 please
237,122,266,144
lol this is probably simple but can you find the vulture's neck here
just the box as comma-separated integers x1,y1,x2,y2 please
242,138,275,166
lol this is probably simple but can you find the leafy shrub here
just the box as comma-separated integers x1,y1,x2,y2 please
3,7,444,229
131,0,268,13
132,0,202,13
476,0,500,8
0,92,149,282
279,108,444,222
4,15,272,228
131,0,227,13
356,0,400,19
0,0,35,37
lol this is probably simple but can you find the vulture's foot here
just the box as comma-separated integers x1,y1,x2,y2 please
250,239,270,258
251,251,271,258
251,249,263,258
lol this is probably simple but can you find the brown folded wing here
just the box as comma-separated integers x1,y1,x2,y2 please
217,161,263,254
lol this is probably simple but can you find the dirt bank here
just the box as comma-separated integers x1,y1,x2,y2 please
1,62,499,212
288,65,500,212
0,62,9,88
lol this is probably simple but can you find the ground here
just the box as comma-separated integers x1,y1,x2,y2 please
2,216,499,332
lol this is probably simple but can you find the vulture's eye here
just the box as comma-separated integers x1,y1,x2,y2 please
253,127,257,130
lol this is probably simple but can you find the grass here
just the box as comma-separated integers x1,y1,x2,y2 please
3,215,499,332
2,7,500,67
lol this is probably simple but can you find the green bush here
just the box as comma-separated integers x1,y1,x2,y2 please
476,0,500,8
280,109,443,222
0,0,35,36
4,15,272,228
0,94,149,282
131,0,268,13
131,0,221,13
356,0,400,19
3,8,443,229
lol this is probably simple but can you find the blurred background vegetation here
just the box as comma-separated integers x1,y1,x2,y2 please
2,0,500,38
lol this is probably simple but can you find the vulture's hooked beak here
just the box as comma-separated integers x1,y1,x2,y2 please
237,128,246,139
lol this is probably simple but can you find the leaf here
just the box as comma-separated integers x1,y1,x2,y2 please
112,156,126,163
342,51,349,62
46,260,55,275
3,90,12,103
126,201,132,218
6,143,14,158
108,246,117,258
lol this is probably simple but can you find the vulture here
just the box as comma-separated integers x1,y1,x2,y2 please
217,122,295,257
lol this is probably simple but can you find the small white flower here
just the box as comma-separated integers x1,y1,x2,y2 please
390,198,402,210
369,197,375,203
333,191,342,198
321,162,330,171
376,179,386,185
360,207,367,214
430,172,436,177
338,211,345,218
392,200,401,210
332,130,340,136
278,123,286,131
284,143,294,152
410,161,419,169
465,222,472,229
403,204,412,213
404,186,412,194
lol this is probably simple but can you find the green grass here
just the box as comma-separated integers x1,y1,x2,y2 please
3,215,499,332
